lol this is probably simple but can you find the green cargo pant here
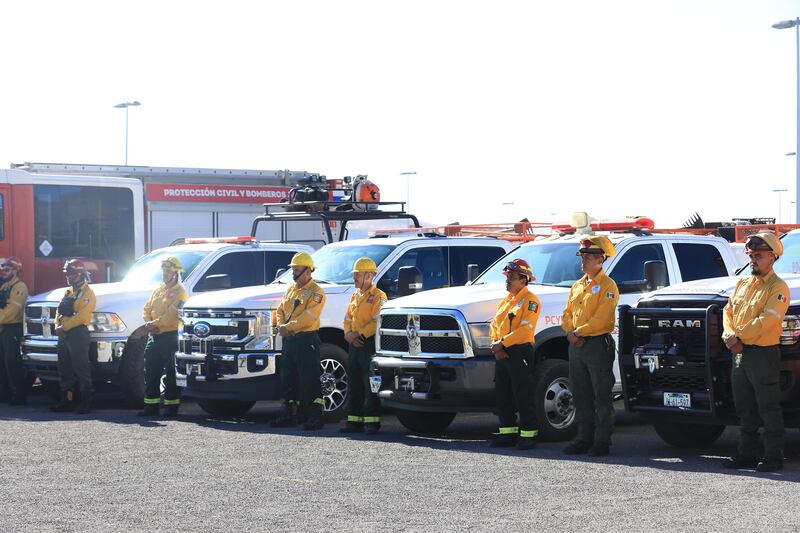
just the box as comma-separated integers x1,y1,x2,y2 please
0,323,24,399
494,343,538,438
732,345,784,460
143,332,180,406
280,332,324,411
568,334,615,446
57,325,92,396
346,336,381,424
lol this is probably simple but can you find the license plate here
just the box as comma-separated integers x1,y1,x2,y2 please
663,392,691,408
175,375,187,388
369,375,382,393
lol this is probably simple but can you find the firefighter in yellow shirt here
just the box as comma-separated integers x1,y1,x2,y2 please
561,236,619,457
0,257,29,405
722,232,789,472
271,252,327,430
139,257,189,418
51,259,97,414
489,258,542,450
340,257,387,435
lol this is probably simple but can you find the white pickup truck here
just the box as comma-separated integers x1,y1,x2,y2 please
175,236,514,419
372,231,741,440
22,239,313,405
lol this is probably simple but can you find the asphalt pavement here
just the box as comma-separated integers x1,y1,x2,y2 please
2,390,800,532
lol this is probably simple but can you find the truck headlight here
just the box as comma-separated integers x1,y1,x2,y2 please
244,310,274,350
90,312,126,333
469,323,493,350
781,315,800,345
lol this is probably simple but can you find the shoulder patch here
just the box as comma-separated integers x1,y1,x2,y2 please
592,285,601,294
302,290,310,299
778,293,786,302
380,297,387,306
367,295,375,304
312,292,323,303
606,291,615,299
528,301,539,312
83,297,90,304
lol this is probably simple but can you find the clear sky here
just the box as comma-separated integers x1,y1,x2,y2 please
1,0,799,228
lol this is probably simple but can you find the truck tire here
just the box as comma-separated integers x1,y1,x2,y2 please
533,359,577,442
196,399,256,418
395,409,456,434
118,336,147,408
320,343,349,422
653,420,726,448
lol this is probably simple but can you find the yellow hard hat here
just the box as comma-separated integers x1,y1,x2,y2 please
161,256,185,272
289,252,314,269
352,257,378,273
577,236,617,258
745,232,783,258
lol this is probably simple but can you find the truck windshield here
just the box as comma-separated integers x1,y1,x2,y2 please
122,250,208,285
771,232,800,275
474,242,583,287
275,245,395,285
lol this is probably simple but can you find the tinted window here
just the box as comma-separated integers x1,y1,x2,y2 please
673,243,728,282
474,243,581,287
449,246,507,286
34,184,135,271
265,251,298,282
276,244,395,285
382,247,448,296
123,250,209,285
609,243,669,285
773,232,800,275
198,252,264,291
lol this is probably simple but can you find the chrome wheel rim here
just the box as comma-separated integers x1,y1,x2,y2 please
543,377,575,430
320,358,348,412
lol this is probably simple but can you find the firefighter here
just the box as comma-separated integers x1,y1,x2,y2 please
562,236,619,457
489,258,542,450
51,259,97,414
722,232,789,472
271,252,327,430
0,257,29,405
139,257,188,418
340,257,387,435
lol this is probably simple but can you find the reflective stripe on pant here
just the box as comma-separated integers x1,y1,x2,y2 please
568,334,615,446
280,332,323,409
0,323,24,398
144,332,180,405
57,325,92,395
732,345,784,460
494,343,538,437
346,336,381,423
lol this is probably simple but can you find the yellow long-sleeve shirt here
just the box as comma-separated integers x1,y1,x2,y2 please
143,282,189,333
55,282,96,332
723,271,789,346
0,276,28,325
343,284,387,339
490,286,541,347
562,269,619,337
277,280,326,334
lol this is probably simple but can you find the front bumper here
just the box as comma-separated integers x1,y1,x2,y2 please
372,355,495,412
22,336,127,382
175,348,281,401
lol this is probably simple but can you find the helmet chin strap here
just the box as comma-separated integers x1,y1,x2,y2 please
292,267,308,282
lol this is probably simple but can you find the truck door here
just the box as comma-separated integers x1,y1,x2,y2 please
0,185,11,259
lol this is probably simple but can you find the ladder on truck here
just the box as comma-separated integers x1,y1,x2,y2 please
10,162,318,186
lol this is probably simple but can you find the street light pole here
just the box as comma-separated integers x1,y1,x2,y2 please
772,18,800,222
113,101,141,165
773,188,788,223
501,202,514,221
399,171,417,213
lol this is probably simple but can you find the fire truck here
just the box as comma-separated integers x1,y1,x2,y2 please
3,162,330,294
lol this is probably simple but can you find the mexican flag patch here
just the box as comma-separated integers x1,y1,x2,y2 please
312,293,323,303
528,301,538,312
605,291,615,299
778,293,786,302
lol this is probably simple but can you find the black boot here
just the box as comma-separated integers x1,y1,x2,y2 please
364,423,381,435
162,404,179,418
302,404,325,431
489,433,518,448
50,390,74,412
339,421,364,433
75,391,92,414
138,404,160,417
271,402,298,428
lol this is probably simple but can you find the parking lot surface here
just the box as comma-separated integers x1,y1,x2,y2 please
2,392,800,532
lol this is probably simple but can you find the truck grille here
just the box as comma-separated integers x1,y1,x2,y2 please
180,308,255,347
377,309,471,358
25,304,58,337
649,373,707,392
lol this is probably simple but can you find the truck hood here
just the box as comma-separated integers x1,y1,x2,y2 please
383,283,571,323
644,273,800,301
184,282,353,309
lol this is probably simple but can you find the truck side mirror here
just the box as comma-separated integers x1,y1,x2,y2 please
274,268,287,281
398,266,423,297
644,260,667,291
199,274,231,292
466,263,480,284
